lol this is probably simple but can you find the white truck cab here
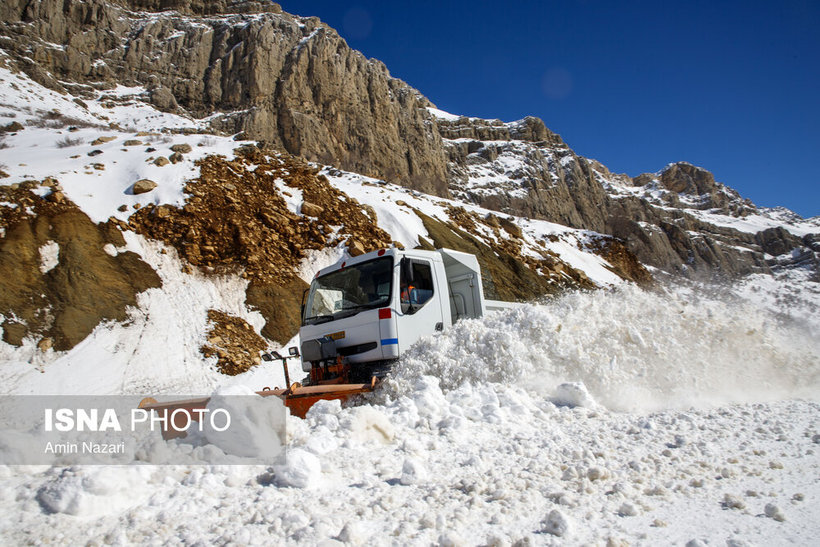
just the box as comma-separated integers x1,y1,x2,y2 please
299,247,513,380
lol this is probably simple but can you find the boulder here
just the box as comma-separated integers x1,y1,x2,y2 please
300,201,324,217
37,337,53,351
91,136,116,146
347,239,365,257
170,143,192,154
150,86,178,112
499,216,522,238
132,179,157,195
47,190,66,203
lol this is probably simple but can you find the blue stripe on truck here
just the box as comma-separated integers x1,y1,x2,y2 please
380,338,398,346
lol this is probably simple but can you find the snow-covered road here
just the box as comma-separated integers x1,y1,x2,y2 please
2,285,818,546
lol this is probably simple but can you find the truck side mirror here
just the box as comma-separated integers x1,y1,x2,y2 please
300,288,309,321
400,257,414,284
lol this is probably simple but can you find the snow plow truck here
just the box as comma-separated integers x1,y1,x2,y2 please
139,247,520,436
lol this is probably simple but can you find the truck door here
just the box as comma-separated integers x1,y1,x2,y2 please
396,258,444,354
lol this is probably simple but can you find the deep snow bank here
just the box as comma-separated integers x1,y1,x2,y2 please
386,284,820,412
2,281,819,545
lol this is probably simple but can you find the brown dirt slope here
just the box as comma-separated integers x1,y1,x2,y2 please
0,182,161,350
127,145,394,343
415,211,595,302
586,236,654,286
201,309,267,375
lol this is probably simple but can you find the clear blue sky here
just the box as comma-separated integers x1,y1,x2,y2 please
285,1,820,218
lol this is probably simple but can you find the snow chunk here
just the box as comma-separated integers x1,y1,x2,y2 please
273,448,322,488
36,467,150,517
399,457,428,485
202,384,285,459
348,406,395,444
765,502,786,522
553,382,598,408
723,493,746,510
542,509,572,537
38,240,59,273
337,522,366,543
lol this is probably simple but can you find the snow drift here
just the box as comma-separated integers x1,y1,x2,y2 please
388,284,820,412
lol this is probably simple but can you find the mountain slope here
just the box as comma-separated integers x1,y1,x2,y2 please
0,60,649,392
2,0,816,282
0,0,449,195
435,111,819,278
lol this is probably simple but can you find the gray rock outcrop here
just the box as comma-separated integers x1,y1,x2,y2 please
440,114,815,278
0,0,449,195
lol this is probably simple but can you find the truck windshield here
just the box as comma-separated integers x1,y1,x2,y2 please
303,256,393,325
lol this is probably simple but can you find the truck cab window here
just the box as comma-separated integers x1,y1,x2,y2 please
401,260,434,314
303,257,393,325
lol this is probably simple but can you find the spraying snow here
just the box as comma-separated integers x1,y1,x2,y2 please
2,277,819,545
387,284,820,412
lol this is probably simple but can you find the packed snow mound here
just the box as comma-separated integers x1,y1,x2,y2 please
201,385,285,459
35,466,154,517
553,382,599,408
387,284,820,411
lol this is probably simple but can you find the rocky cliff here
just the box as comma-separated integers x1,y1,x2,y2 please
438,113,818,278
1,0,816,280
0,0,449,195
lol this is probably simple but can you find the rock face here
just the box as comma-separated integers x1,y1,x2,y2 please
439,112,815,278
0,0,449,196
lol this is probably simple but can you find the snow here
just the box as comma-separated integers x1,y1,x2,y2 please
3,360,818,543
1,46,819,546
200,385,286,460
0,124,241,224
387,284,819,412
5,273,811,543
691,208,820,237
38,241,59,274
426,107,461,121
0,234,271,395
272,449,322,488
0,65,243,224
272,176,304,215
318,168,430,249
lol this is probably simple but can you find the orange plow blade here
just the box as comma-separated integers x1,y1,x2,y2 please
139,379,377,440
